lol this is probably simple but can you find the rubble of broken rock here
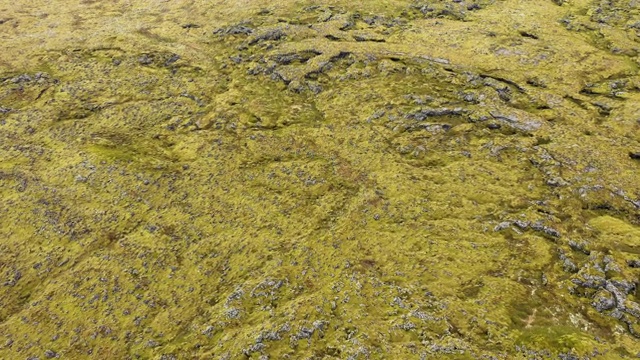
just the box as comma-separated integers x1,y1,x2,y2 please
1,0,640,359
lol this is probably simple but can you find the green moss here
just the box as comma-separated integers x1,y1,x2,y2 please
516,326,595,353
1,0,640,359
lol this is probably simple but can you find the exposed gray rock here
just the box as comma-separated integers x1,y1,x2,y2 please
225,308,240,319
489,111,542,132
592,291,615,312
627,259,640,268
493,221,512,232
249,29,285,45
214,24,254,36
571,273,606,289
531,222,561,238
243,342,266,356
568,240,590,255
407,107,465,121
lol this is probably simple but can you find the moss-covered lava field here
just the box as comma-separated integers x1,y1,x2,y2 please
1,0,640,359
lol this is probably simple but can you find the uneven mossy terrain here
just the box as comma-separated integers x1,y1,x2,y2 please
1,0,640,358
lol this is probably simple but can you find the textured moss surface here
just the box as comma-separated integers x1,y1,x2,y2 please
1,0,640,359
